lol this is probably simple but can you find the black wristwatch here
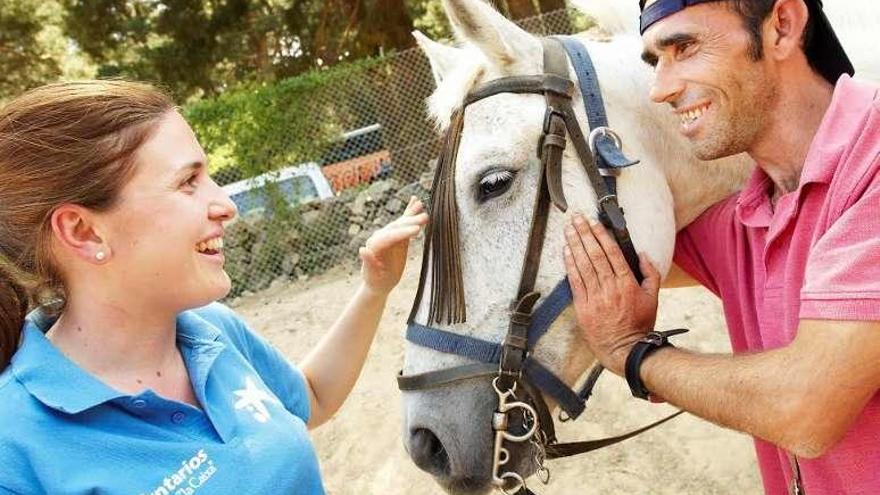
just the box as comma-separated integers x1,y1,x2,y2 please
625,328,689,400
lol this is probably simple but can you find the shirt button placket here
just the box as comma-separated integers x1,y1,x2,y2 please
171,411,186,424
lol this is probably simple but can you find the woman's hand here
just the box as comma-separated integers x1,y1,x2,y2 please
360,196,428,295
563,213,661,376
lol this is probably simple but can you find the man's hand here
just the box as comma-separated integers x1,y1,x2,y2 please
563,213,661,375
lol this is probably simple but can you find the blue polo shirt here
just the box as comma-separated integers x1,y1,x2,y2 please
0,303,325,495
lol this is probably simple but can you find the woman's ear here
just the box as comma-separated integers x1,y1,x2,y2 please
50,205,111,264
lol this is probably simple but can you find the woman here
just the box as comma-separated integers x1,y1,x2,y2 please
0,80,427,494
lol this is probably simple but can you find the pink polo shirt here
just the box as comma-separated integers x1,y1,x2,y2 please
674,75,880,495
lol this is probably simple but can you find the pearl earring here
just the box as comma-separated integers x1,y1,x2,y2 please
95,251,106,261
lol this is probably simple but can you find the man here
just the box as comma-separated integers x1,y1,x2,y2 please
562,0,880,493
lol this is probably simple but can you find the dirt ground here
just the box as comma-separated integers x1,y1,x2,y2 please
230,254,762,495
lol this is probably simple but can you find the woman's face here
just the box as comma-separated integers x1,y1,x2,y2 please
99,110,237,312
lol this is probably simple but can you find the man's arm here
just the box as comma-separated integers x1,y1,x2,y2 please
641,319,880,458
563,214,880,458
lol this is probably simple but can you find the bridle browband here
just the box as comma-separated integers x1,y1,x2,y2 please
398,37,682,494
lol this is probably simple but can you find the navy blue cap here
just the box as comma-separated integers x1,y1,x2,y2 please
639,0,718,34
638,0,854,84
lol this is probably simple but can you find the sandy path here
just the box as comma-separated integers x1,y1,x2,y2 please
230,256,761,494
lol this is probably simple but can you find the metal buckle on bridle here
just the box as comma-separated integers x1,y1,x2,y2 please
588,126,623,178
491,377,541,495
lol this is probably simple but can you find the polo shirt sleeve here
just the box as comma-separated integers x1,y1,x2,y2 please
800,162,880,321
200,303,311,423
672,195,740,296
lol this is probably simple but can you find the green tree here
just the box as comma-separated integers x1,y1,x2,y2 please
0,0,96,101
62,0,416,100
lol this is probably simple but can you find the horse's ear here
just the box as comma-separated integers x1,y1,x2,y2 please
442,0,542,73
413,31,463,85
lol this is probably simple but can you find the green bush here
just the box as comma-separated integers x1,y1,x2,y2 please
183,56,386,181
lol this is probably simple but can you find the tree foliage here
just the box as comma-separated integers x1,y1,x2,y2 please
183,56,385,182
0,0,64,99
1,0,574,101
61,0,418,100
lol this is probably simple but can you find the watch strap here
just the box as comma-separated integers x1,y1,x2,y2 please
625,328,689,400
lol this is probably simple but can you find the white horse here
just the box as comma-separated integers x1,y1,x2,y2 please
400,0,878,493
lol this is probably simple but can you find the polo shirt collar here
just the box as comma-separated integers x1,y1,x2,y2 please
12,308,225,415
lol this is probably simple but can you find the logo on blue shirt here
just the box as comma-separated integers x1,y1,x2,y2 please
140,449,218,495
233,375,282,423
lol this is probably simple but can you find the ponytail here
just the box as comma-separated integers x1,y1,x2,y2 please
0,256,28,371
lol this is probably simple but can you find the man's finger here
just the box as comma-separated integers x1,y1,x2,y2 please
573,215,613,282
588,216,631,279
638,252,661,295
565,223,600,292
564,245,589,306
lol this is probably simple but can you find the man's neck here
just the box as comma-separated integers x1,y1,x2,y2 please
750,72,835,198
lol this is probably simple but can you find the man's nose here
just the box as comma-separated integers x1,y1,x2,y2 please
649,62,685,105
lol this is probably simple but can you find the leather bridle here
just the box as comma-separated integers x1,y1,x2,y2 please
398,37,682,494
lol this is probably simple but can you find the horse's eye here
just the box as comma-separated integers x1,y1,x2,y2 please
478,169,516,202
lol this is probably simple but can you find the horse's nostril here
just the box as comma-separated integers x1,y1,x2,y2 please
409,428,451,477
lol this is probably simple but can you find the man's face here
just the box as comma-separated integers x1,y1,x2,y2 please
641,1,778,160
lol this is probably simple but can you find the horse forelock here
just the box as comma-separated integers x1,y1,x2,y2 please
424,109,467,325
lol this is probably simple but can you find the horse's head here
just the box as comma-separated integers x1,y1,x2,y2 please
400,0,681,493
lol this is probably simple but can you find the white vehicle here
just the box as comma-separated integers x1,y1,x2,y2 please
222,162,335,217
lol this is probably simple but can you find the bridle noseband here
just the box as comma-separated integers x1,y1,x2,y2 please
398,37,682,495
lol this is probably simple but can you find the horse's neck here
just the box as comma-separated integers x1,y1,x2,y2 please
580,33,752,228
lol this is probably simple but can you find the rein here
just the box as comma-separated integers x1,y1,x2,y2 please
398,37,682,494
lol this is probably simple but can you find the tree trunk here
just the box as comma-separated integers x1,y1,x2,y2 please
536,0,566,13
363,0,415,55
505,0,537,20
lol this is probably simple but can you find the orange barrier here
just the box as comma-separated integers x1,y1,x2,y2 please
322,150,391,193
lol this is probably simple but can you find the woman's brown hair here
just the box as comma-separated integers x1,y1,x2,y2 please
0,80,175,370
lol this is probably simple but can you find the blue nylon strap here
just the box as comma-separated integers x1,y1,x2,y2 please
404,321,586,418
640,0,720,34
553,36,607,131
527,278,572,348
406,323,501,364
406,278,587,417
524,359,586,419
552,36,639,199
595,135,640,170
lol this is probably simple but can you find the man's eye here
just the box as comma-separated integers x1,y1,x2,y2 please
183,174,199,188
477,169,516,202
676,41,697,60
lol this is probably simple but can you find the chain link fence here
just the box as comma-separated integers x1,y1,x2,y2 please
203,9,591,298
